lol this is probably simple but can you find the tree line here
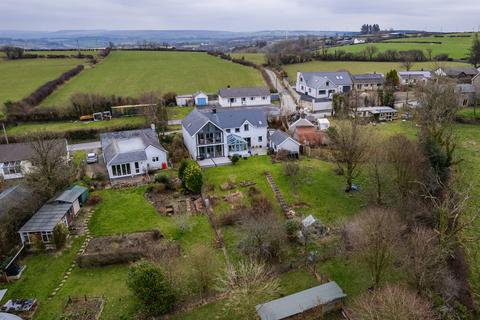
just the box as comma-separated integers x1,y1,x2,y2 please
360,24,381,34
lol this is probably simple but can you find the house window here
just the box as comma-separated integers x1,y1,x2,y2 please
308,88,311,93
258,136,263,142
226,129,231,133
326,81,330,86
319,90,326,95
235,128,240,133
244,124,249,131
300,77,303,82
152,157,159,162
262,96,267,100
135,162,140,174
112,163,131,177
229,98,235,103
41,231,52,243
463,99,468,106
357,84,362,89
2,161,22,175
250,97,255,101
241,97,246,102
300,86,304,90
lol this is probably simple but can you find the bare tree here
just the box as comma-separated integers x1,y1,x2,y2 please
327,120,369,192
364,45,379,60
400,55,414,71
144,99,169,135
25,132,75,198
344,207,405,288
186,244,221,298
426,48,433,61
217,260,280,319
366,135,391,205
349,284,439,320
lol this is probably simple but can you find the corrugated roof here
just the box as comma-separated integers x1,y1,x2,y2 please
54,185,88,203
182,107,267,136
100,129,166,166
300,72,353,89
19,203,72,233
256,281,346,320
219,87,270,98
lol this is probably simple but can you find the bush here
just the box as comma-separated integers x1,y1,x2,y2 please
285,219,302,240
183,162,203,194
152,183,166,193
178,160,191,183
87,195,102,206
53,224,68,249
231,154,240,165
154,174,172,189
127,261,176,316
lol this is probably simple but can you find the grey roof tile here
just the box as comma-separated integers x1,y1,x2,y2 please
219,87,270,98
19,203,72,233
301,72,353,88
270,130,292,145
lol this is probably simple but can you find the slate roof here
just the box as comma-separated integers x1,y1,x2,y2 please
357,106,398,114
456,84,476,93
270,130,295,146
219,87,270,98
398,71,431,78
100,129,166,166
352,73,385,84
289,118,315,130
182,107,267,136
19,203,72,233
256,281,346,320
0,140,67,163
53,185,88,204
300,72,353,88
444,67,479,77
0,185,33,219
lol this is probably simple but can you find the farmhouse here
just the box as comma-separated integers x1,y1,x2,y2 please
295,71,353,99
355,106,398,121
218,87,271,107
455,84,476,107
435,67,479,83
352,73,384,91
182,107,268,161
268,130,300,156
255,281,346,320
398,71,431,85
100,128,168,180
0,140,68,180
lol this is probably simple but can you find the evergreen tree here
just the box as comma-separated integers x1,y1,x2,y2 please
468,33,480,67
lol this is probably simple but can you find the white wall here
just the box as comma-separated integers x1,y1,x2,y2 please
278,139,300,154
296,72,342,99
224,120,267,155
106,146,167,179
218,95,271,107
182,126,198,159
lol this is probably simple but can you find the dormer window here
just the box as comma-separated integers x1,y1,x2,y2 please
244,124,249,131
326,81,330,86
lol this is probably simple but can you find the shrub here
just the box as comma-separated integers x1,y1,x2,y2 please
31,234,46,252
127,260,176,316
154,174,172,189
163,92,177,106
285,219,302,240
178,160,191,183
53,224,68,249
152,183,166,193
183,162,203,194
87,195,102,206
231,154,240,165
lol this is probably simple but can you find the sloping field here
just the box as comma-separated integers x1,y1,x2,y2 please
282,60,473,81
42,51,266,108
334,33,473,59
0,58,83,116
231,53,267,65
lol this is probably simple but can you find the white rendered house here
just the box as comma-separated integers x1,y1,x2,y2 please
182,107,268,160
218,87,271,107
100,129,168,179
296,72,353,99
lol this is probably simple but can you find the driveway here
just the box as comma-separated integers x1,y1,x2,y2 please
265,68,297,115
68,141,101,152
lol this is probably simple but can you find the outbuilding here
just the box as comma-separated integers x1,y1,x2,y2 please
193,91,209,106
256,281,346,320
269,130,300,156
52,185,89,215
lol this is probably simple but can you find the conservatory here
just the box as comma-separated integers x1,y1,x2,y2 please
227,134,249,157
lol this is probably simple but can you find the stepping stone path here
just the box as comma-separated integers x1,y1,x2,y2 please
48,208,95,299
264,171,295,219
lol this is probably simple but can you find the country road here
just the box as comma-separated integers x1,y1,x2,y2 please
264,68,297,115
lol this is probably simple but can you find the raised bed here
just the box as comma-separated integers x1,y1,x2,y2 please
61,296,104,320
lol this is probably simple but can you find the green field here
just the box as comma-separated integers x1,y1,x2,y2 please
230,53,267,65
283,60,472,81
26,50,99,56
0,58,84,116
334,33,474,60
42,51,266,108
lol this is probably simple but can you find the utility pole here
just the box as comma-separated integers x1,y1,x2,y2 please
2,122,8,144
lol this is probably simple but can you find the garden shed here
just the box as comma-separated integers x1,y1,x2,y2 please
255,281,346,320
52,185,88,215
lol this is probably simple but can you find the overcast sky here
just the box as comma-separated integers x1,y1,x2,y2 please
1,0,479,32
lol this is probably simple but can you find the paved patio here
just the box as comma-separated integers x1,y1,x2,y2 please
197,157,232,168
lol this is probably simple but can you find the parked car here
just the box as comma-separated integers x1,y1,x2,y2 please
86,153,98,164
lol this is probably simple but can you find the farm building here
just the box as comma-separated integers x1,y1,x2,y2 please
18,202,74,247
100,128,168,180
268,130,300,156
255,281,346,320
455,84,476,107
352,73,384,91
435,67,479,83
176,94,194,106
51,185,89,215
398,71,431,85
355,106,398,121
218,87,271,107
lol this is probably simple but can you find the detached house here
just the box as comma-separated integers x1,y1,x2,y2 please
399,71,431,85
355,106,398,121
182,107,268,161
352,73,384,91
295,71,353,99
100,128,168,180
218,87,271,107
0,140,68,180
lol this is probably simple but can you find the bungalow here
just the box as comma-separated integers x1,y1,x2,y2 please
352,73,385,91
218,87,271,107
455,84,476,107
182,107,268,160
355,106,398,121
255,281,346,320
398,71,431,85
295,71,353,99
100,128,168,180
0,140,68,180
268,130,300,156
435,67,479,83
18,202,74,247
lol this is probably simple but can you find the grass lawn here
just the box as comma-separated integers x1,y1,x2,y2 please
42,51,266,107
334,33,474,59
0,58,85,116
282,61,472,81
457,106,480,119
230,53,267,65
